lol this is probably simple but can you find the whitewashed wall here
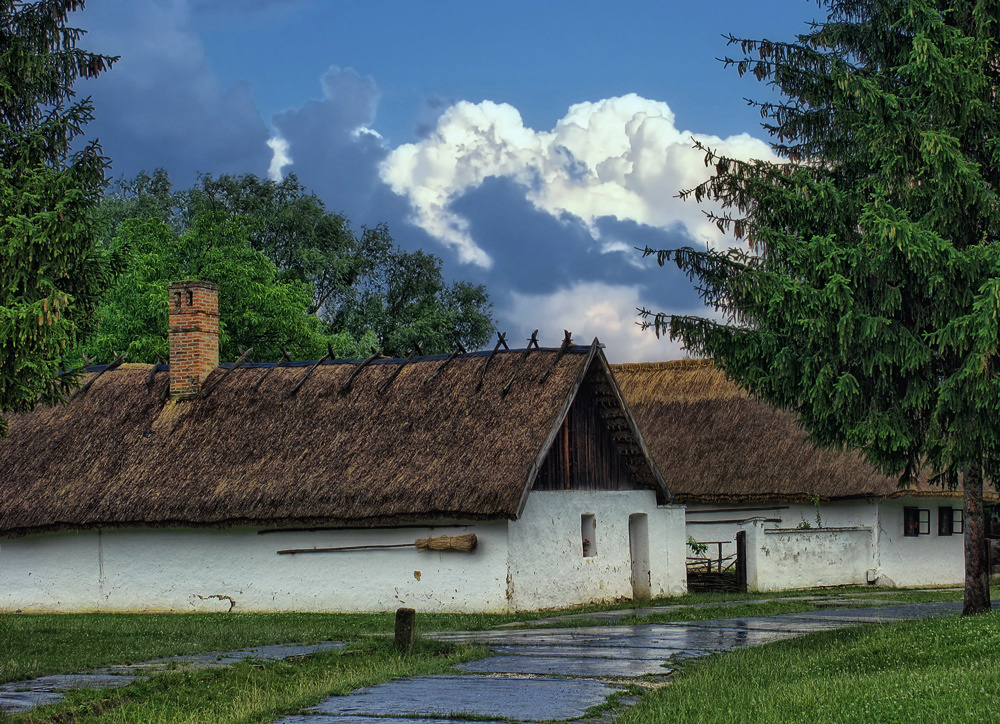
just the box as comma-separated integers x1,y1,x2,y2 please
0,522,511,613
742,523,874,592
685,499,879,564
873,496,965,587
506,491,686,611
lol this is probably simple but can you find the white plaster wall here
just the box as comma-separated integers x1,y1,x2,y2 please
743,523,873,592
506,491,685,611
685,499,880,564
0,522,511,613
873,497,965,587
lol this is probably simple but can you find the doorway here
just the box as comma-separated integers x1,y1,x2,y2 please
629,513,651,600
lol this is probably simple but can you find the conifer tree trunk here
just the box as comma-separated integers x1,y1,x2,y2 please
963,463,991,616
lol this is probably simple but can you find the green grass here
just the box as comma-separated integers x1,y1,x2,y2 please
618,611,1000,724
0,585,979,724
0,585,967,683
4,638,488,724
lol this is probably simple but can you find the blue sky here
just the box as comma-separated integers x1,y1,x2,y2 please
76,0,817,362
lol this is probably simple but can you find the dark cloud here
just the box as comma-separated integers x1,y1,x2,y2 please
413,94,457,139
80,1,272,186
447,177,702,314
271,67,396,227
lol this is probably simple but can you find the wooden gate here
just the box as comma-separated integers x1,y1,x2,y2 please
686,533,748,593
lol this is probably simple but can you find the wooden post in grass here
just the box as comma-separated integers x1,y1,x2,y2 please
395,607,416,652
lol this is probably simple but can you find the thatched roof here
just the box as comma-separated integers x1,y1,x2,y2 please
0,344,666,538
612,359,990,504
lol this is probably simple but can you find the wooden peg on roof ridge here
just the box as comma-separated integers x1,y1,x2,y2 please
425,340,467,383
146,356,165,387
477,332,509,391
501,330,540,397
252,347,291,391
378,342,423,395
290,348,333,395
339,347,383,395
73,351,128,398
540,330,573,383
201,346,254,399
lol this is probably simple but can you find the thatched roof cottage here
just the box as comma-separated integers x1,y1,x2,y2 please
613,360,993,590
0,281,686,612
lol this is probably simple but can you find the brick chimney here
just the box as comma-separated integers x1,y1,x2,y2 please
168,280,219,399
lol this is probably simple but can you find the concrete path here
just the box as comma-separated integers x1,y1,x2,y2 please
276,599,972,724
0,642,345,714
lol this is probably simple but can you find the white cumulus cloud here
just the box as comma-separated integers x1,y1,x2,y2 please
380,93,776,268
266,137,291,181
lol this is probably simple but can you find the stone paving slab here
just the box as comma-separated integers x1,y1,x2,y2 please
686,616,865,633
277,717,511,724
486,643,705,660
298,675,621,722
456,654,672,677
0,642,345,715
0,673,138,714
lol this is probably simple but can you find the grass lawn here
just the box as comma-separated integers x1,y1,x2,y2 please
0,585,983,724
619,610,1000,724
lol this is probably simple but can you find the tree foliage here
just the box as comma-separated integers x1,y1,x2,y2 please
83,214,369,364
97,171,495,359
0,0,117,436
640,0,1000,612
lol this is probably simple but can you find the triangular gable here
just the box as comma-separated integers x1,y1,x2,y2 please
515,340,670,517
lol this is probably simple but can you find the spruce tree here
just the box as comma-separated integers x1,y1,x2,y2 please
641,0,1000,613
0,0,117,436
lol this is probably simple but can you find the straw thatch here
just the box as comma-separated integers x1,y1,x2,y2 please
612,359,992,503
0,346,665,538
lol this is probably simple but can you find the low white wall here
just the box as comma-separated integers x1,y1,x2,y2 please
0,522,510,613
685,499,879,563
507,491,686,611
743,523,874,592
874,497,965,587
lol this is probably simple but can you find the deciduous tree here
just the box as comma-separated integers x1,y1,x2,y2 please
641,0,999,613
84,214,371,363
99,171,496,359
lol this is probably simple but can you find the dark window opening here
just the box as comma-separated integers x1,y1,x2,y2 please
904,507,930,537
938,507,953,536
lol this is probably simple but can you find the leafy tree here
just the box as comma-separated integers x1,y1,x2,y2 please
329,243,494,358
640,0,1000,613
98,171,496,359
84,214,372,364
0,0,117,436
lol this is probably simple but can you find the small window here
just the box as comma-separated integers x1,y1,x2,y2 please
953,508,964,534
938,507,953,536
904,507,930,537
581,514,596,557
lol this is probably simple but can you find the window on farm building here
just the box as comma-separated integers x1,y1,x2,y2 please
582,514,596,557
952,508,964,534
904,507,930,537
938,507,953,536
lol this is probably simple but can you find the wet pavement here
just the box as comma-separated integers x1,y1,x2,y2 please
1,597,981,723
275,599,976,724
0,641,345,715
